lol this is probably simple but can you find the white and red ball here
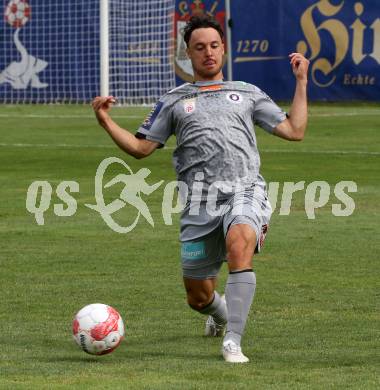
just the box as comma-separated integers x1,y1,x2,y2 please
72,303,125,355
4,0,31,28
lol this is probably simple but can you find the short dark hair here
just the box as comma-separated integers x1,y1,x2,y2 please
183,15,224,46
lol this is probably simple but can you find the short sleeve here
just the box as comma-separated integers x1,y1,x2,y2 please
253,87,287,134
135,97,173,145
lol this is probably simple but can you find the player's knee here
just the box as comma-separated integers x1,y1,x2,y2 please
186,291,213,312
226,226,256,261
227,237,254,260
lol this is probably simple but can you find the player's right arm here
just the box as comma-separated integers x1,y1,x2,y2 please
92,96,160,159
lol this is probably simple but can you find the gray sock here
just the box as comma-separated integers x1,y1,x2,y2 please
199,291,227,325
224,270,256,346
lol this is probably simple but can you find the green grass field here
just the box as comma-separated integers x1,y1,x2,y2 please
0,103,379,389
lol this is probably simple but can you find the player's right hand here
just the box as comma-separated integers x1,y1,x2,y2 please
92,96,117,123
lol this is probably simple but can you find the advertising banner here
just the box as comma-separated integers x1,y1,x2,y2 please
175,0,380,101
0,0,100,103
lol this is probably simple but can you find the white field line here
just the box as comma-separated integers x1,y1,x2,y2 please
0,111,380,119
0,114,142,119
256,148,380,156
310,111,380,117
0,143,115,149
0,142,379,156
165,147,380,155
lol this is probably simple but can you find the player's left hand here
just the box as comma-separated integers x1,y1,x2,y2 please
289,53,309,82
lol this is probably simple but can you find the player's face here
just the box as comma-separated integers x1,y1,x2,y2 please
186,27,224,81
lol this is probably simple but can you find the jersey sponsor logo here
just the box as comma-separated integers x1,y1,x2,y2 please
199,84,223,91
142,101,163,130
204,92,220,99
183,98,196,114
226,92,243,103
180,92,198,100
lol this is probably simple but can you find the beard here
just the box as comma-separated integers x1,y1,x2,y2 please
192,61,223,80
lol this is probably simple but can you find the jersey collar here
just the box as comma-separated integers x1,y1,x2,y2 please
193,79,224,87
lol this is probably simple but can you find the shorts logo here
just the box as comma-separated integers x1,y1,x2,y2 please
259,224,268,249
181,241,206,260
183,98,196,114
226,92,243,104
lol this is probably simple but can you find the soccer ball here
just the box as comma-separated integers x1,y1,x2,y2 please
4,0,31,28
72,303,125,355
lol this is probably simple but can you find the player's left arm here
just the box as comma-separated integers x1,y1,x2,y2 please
274,53,309,141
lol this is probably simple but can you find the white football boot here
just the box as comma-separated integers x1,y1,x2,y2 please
222,340,249,363
204,295,226,337
205,316,226,337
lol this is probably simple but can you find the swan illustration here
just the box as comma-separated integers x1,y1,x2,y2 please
0,28,48,89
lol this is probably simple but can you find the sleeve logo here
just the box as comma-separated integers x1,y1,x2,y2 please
142,101,164,130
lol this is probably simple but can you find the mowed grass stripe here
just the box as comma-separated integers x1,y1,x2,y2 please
0,103,379,389
1,142,379,156
1,111,380,119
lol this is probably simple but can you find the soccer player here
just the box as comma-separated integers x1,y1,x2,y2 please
92,16,309,363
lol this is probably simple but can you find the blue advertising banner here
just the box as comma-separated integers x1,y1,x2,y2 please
175,0,380,101
0,0,175,104
0,1,100,103
1,0,378,102
231,0,379,101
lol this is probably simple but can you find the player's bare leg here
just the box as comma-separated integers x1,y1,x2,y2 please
183,277,227,336
222,223,256,363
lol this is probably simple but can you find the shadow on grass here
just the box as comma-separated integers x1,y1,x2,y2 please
44,355,106,363
38,349,220,364
40,335,222,364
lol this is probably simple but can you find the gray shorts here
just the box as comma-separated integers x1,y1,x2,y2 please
180,183,272,280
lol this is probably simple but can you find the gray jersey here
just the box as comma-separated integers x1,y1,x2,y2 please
136,80,286,199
